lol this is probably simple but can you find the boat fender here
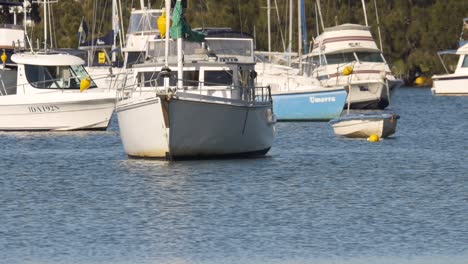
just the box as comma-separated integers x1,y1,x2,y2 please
367,134,380,142
250,70,257,79
343,66,354,76
80,76,92,92
1,49,6,66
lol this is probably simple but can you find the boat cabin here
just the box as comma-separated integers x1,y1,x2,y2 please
129,36,261,100
9,52,97,95
123,8,163,68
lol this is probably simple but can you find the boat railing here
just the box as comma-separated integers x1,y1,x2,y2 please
117,73,272,104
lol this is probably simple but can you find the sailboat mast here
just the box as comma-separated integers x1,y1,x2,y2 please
112,0,117,63
43,0,47,49
165,0,170,66
267,0,271,56
140,0,145,9
288,0,292,66
176,0,183,89
297,0,302,72
361,0,368,26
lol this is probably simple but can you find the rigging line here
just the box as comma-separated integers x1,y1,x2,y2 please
50,2,56,48
97,0,109,38
119,0,126,49
274,0,286,52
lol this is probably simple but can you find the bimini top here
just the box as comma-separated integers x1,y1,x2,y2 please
11,52,85,66
324,23,371,32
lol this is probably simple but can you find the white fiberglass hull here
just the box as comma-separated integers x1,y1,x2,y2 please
431,75,468,95
0,93,115,131
116,92,275,159
330,114,399,138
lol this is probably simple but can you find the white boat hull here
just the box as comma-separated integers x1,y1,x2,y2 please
431,76,468,95
330,114,399,138
117,92,275,159
0,93,115,131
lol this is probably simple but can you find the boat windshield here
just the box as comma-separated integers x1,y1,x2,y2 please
462,55,468,68
25,64,97,89
127,11,161,34
325,52,355,65
355,52,385,63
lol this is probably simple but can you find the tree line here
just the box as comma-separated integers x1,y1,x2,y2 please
0,0,466,83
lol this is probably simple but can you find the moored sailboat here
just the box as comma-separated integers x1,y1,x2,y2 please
115,0,275,159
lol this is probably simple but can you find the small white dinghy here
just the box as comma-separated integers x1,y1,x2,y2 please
330,65,400,139
329,113,399,138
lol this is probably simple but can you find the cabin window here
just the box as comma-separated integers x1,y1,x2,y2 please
140,70,199,87
356,52,385,63
127,12,161,34
204,70,233,86
126,52,145,68
462,55,468,68
325,53,355,64
25,64,95,89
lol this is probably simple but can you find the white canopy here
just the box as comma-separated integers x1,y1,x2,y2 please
11,52,85,66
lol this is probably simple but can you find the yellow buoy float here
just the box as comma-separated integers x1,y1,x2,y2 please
1,49,7,66
80,76,92,92
157,10,172,38
343,65,354,76
367,134,380,142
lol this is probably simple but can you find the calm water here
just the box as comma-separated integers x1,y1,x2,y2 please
0,87,467,264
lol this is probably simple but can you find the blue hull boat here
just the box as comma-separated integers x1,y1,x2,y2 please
272,88,347,121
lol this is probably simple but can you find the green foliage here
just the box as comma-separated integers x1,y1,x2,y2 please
0,0,465,78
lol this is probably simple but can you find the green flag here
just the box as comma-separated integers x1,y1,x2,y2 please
170,0,205,42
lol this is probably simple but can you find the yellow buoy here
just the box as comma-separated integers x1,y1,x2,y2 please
1,50,7,65
157,10,172,38
80,76,92,92
368,134,380,142
343,65,354,76
414,76,430,86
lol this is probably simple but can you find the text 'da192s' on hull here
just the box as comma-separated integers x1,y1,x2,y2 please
329,113,399,138
0,94,115,131
272,88,347,121
116,92,276,159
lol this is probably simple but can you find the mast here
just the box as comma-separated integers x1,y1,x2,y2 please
301,0,308,53
112,0,117,63
165,0,170,66
361,0,368,26
43,0,47,49
267,0,271,57
297,0,302,72
140,0,145,9
288,0,292,66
